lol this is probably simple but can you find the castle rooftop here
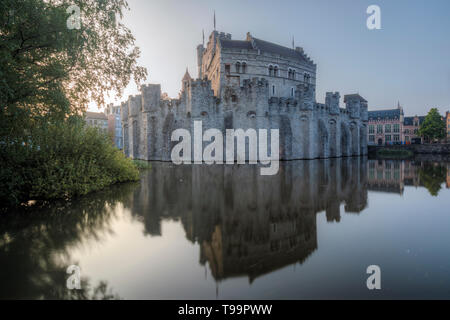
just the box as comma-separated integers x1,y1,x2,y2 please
218,32,312,64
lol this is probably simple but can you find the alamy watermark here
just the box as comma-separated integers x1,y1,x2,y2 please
66,265,81,290
367,5,381,30
170,121,280,176
366,265,381,290
66,4,81,30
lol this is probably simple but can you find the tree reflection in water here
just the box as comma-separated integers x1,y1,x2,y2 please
0,181,138,299
418,163,447,196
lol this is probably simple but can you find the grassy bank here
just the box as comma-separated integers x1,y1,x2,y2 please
376,148,414,159
1,119,141,208
132,160,152,170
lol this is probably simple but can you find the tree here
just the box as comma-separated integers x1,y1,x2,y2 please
0,0,146,207
0,0,147,130
418,108,446,142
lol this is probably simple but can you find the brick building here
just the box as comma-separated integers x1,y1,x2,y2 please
403,115,425,144
367,105,403,146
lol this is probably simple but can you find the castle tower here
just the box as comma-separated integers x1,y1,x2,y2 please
182,68,192,90
326,92,340,115
197,45,204,79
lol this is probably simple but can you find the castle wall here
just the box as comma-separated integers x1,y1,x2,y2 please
122,77,368,162
121,31,368,162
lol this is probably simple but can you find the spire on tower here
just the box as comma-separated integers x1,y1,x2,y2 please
182,67,192,82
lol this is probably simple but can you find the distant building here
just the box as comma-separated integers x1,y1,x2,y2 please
105,104,123,149
447,163,450,189
367,103,429,145
85,111,108,133
446,111,450,142
403,115,425,144
367,104,404,146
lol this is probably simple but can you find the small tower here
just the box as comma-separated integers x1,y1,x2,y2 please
182,68,192,90
197,45,204,79
326,92,340,115
344,94,367,119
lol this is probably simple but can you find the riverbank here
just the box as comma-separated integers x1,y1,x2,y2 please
369,144,450,159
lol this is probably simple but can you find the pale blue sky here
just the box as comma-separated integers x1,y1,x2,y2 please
102,0,450,116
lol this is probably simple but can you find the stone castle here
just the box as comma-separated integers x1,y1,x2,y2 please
121,31,368,161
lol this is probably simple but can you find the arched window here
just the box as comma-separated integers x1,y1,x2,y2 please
274,66,278,77
235,62,241,73
292,70,296,80
241,62,247,74
304,73,310,84
269,65,273,76
291,87,294,97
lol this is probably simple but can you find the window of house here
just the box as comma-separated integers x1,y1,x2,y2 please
369,135,375,142
414,129,418,134
235,62,241,73
369,125,374,134
385,135,392,142
394,134,400,142
377,125,383,134
272,85,276,96
268,65,273,76
273,66,278,77
225,64,231,75
405,136,410,142
385,124,391,133
242,62,247,74
394,124,400,133
290,87,294,97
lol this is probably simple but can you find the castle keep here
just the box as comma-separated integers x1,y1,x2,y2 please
121,31,368,161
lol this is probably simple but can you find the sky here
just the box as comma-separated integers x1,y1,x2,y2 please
93,0,450,116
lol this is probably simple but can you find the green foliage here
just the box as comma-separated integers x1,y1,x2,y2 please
0,0,146,115
418,108,446,141
132,160,151,170
0,117,139,208
0,0,147,207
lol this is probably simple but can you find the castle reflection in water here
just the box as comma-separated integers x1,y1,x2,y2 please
122,158,449,283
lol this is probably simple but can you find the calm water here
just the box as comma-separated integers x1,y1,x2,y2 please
1,158,450,300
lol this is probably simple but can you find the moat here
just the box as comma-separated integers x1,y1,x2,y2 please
1,158,450,299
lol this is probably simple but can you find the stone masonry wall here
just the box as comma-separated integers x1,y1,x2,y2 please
121,77,368,161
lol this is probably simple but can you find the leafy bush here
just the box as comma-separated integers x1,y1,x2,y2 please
0,117,139,208
377,148,413,159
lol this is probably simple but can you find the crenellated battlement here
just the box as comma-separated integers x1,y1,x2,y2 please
120,30,368,161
